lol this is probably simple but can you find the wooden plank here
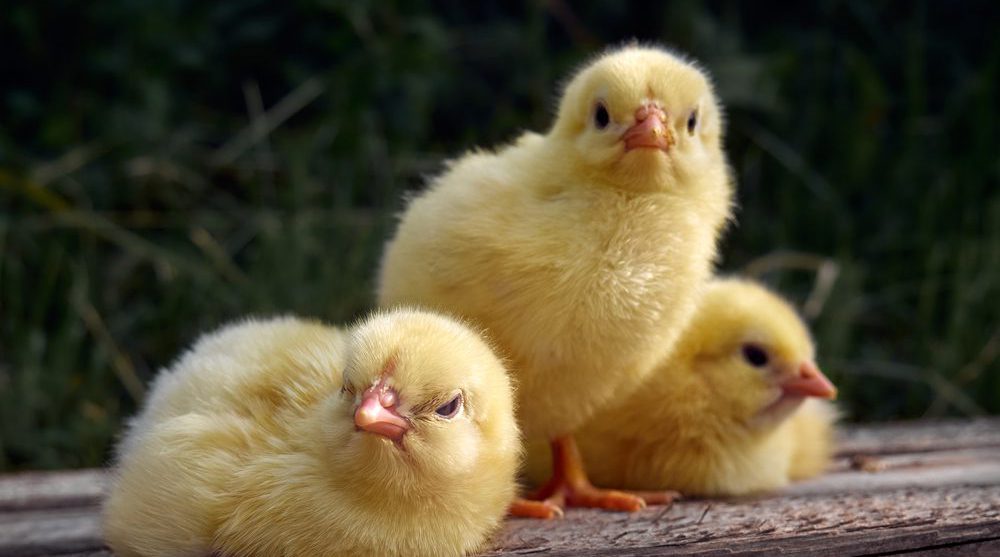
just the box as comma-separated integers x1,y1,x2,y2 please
837,417,1000,455
789,447,1000,495
0,507,102,557
900,538,1000,556
0,470,107,512
0,419,998,556
5,495,999,557
487,485,1000,556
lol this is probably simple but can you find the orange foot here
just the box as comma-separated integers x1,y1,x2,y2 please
508,498,564,519
508,436,678,519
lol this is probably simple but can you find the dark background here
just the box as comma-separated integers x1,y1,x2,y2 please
1,1,997,470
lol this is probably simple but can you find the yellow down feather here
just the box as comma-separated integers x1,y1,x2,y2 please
103,309,520,557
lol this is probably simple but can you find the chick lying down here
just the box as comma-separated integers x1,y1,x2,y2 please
528,278,838,497
103,309,520,557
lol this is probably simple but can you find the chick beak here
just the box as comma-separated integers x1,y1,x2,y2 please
354,385,409,442
622,103,674,151
781,361,837,400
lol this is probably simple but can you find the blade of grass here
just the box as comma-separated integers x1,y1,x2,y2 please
30,144,106,187
189,226,252,288
742,251,840,319
211,77,325,167
924,327,1000,416
70,292,145,403
833,359,986,417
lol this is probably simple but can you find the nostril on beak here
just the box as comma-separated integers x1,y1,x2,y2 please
635,103,665,122
623,103,672,151
379,389,397,408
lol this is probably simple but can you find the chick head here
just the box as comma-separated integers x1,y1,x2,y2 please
321,308,519,492
550,44,725,192
680,278,837,432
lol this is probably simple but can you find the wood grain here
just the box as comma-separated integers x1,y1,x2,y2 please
0,470,107,512
2,418,999,556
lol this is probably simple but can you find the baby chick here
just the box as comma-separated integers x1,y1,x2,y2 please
551,277,838,497
378,44,733,515
103,309,520,557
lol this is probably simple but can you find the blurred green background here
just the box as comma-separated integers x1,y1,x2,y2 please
1,1,997,470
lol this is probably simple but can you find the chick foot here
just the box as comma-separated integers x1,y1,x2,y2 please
511,436,677,518
508,498,564,519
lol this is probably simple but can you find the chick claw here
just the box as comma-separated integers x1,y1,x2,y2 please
625,490,681,506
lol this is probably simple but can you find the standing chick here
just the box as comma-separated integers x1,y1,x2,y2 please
103,309,520,557
378,45,733,515
554,278,838,496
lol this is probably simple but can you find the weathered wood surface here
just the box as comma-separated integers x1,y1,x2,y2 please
1,418,999,557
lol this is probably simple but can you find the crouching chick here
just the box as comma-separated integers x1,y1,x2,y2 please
103,309,520,557
529,278,838,497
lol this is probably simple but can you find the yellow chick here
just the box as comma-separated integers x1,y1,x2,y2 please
103,309,520,557
378,44,733,515
549,277,838,497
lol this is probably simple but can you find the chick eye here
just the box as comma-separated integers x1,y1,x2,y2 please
741,344,769,368
434,393,463,419
593,102,610,130
686,110,698,135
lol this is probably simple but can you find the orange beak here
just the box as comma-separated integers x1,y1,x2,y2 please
354,383,409,442
781,361,837,400
622,103,673,151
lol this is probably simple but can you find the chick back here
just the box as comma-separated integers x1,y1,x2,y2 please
103,318,347,557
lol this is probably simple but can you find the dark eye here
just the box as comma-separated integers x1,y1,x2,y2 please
594,102,610,129
434,393,463,419
687,110,698,135
741,344,769,367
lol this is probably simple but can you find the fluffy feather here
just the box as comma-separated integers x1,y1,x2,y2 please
529,278,838,496
377,45,733,446
103,309,520,557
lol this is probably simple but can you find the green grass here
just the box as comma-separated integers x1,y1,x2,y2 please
1,1,997,470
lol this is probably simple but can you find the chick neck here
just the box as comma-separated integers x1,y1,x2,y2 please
534,131,678,195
